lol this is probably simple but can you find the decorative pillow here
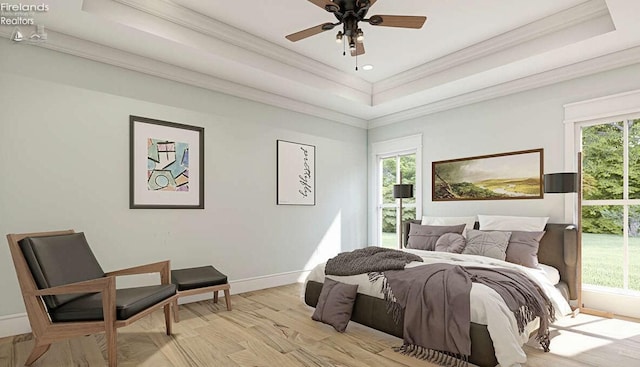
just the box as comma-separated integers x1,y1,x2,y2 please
421,216,477,238
406,223,466,251
505,231,545,268
478,215,548,232
311,278,358,332
435,233,466,253
462,229,512,261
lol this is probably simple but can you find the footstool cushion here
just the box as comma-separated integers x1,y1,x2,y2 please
170,265,231,322
171,266,227,291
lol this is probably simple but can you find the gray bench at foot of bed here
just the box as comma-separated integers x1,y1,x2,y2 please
305,280,499,367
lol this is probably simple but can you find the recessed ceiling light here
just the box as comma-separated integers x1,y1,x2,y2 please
362,64,374,71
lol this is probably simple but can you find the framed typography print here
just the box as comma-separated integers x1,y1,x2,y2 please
277,140,315,205
432,148,543,201
130,115,204,209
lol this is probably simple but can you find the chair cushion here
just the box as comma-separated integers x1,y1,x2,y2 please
19,233,105,309
49,284,176,322
171,266,228,291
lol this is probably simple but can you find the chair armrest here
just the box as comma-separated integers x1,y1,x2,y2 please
29,276,117,327
105,260,171,284
28,276,115,296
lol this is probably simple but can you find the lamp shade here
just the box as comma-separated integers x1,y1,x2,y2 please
393,184,414,199
544,173,578,193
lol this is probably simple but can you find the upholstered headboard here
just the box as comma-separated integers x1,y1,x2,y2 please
402,220,578,301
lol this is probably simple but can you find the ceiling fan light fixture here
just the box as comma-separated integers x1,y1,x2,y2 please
356,29,364,42
336,31,343,43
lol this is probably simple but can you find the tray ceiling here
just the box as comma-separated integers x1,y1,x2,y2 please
2,0,640,128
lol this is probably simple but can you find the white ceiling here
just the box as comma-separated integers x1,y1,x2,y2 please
175,0,587,82
2,0,640,128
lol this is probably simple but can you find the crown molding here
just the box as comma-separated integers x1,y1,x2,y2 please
3,26,637,131
563,88,640,123
368,44,640,129
112,0,371,95
0,29,367,128
373,0,610,95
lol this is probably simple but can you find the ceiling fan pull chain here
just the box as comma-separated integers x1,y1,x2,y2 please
355,53,358,71
343,38,346,56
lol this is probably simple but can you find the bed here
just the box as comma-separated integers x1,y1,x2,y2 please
304,221,578,367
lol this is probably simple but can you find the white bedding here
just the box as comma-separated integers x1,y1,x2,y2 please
306,249,572,367
538,263,561,285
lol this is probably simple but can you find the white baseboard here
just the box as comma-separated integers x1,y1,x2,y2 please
0,313,31,338
177,269,310,305
0,269,310,338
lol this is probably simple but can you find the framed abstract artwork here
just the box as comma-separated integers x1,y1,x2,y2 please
277,140,315,205
432,148,543,201
130,115,204,209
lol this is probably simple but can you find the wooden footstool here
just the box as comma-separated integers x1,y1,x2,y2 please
171,265,231,322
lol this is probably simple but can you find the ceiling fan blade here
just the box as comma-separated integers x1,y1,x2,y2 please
308,0,339,13
368,15,427,29
350,42,365,57
286,23,334,42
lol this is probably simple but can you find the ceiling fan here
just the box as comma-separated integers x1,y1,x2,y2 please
285,0,427,58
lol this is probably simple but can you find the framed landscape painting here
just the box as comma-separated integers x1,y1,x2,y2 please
432,148,543,201
130,115,204,209
277,140,315,206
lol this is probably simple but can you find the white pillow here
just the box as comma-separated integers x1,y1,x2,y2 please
421,216,476,237
478,215,549,232
538,263,561,285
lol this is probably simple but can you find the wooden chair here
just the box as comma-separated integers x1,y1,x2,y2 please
6,230,178,367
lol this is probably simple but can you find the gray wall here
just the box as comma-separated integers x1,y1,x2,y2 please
0,39,367,316
368,62,640,227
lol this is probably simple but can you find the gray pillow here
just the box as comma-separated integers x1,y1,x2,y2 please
311,278,358,332
505,231,545,268
406,223,466,251
435,233,466,253
462,229,512,260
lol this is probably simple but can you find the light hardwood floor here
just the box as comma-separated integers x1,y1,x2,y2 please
1,283,639,367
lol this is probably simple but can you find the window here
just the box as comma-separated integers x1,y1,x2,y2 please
581,119,640,293
370,134,422,248
565,89,640,316
379,153,416,248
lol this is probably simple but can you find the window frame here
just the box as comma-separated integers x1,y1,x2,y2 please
563,89,640,316
370,134,422,247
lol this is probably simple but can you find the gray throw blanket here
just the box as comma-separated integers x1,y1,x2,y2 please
325,247,422,276
380,264,555,367
463,266,555,351
381,264,472,367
